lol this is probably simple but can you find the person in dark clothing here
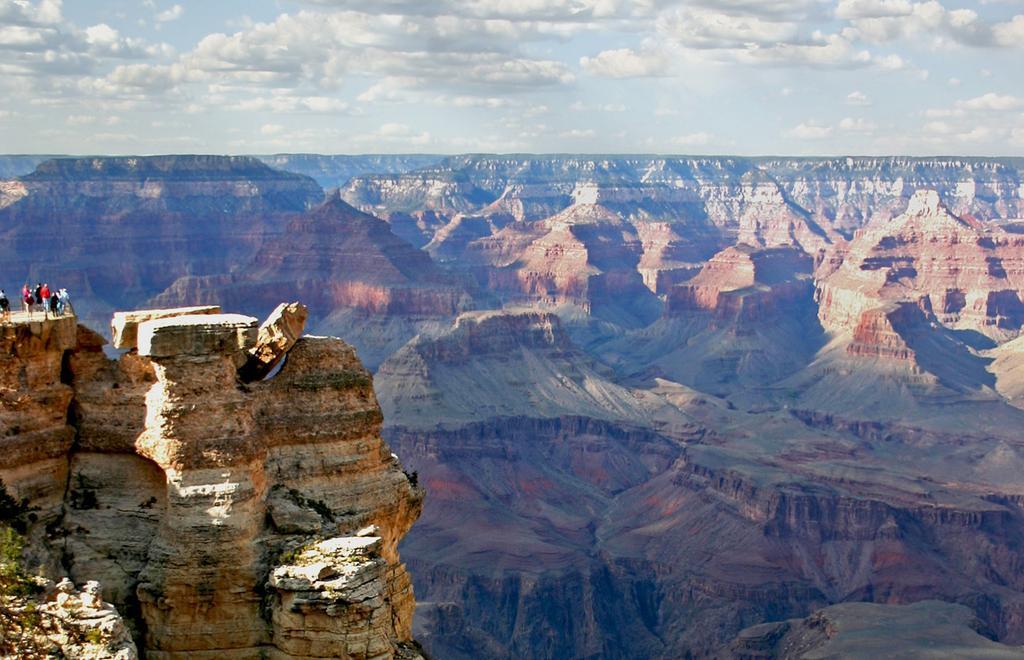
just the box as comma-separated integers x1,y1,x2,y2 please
49,291,59,316
0,289,9,323
33,283,42,315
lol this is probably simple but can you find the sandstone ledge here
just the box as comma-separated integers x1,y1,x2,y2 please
137,313,257,358
111,305,221,350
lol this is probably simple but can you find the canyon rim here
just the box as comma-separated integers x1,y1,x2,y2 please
4,0,1024,657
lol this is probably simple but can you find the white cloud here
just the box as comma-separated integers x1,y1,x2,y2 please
993,15,1024,46
838,117,877,132
569,101,626,111
657,6,799,49
560,128,596,138
835,0,913,20
297,0,629,21
230,95,351,113
956,92,1024,111
0,0,63,26
846,90,871,105
836,1,1024,48
736,33,875,69
155,5,184,23
580,48,670,77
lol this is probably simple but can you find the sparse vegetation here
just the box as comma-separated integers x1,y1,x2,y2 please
277,485,336,522
0,480,49,656
69,474,99,510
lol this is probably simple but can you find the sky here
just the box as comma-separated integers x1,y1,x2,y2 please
0,0,1022,155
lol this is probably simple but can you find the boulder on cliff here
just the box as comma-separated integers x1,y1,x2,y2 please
238,301,308,382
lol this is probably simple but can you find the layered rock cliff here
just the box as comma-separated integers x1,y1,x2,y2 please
449,204,660,324
0,156,324,329
725,600,1024,658
254,154,442,190
0,306,424,658
341,155,1024,252
817,189,1024,338
150,194,474,370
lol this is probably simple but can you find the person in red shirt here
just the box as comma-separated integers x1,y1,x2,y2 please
40,283,51,319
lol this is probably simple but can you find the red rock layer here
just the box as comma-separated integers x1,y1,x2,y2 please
818,190,1024,337
845,301,933,361
152,195,473,320
665,245,813,326
459,204,655,315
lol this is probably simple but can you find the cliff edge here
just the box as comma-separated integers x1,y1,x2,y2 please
0,304,424,659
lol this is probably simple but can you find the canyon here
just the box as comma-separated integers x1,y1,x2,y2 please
3,153,1024,657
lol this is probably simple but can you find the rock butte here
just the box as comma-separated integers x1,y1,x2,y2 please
0,305,424,659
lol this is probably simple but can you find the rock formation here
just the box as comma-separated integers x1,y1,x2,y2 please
817,189,1024,338
40,578,139,659
375,309,691,430
725,600,1024,659
254,154,442,190
0,306,424,658
341,155,1024,251
452,204,659,324
0,156,324,329
665,245,813,324
150,194,473,370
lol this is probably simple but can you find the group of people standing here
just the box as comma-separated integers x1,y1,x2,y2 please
0,282,72,323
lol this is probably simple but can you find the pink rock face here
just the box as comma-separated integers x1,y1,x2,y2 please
846,303,920,361
665,245,813,326
818,190,1024,338
152,195,474,320
457,204,658,321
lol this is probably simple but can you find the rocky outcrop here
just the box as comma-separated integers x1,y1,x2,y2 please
41,578,139,659
817,190,1024,338
455,204,659,324
341,155,1024,248
846,301,926,361
238,301,308,381
665,245,813,326
254,154,442,189
0,315,78,528
111,305,222,350
0,307,424,658
725,600,1024,658
375,310,691,431
149,194,473,369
